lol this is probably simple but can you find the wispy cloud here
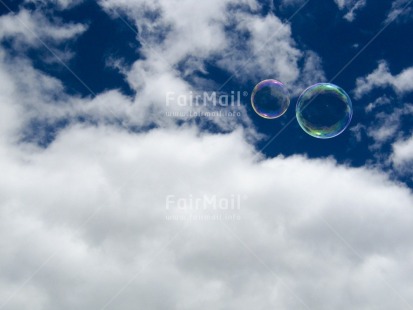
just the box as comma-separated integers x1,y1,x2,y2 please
0,9,87,48
354,60,413,99
334,0,367,22
392,134,413,171
385,0,413,24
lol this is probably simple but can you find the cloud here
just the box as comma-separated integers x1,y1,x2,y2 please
0,9,87,48
392,135,413,171
334,0,366,22
354,61,413,99
365,95,392,113
95,0,270,131
100,0,256,66
100,0,324,98
216,11,325,91
0,10,253,143
2,120,413,309
385,0,413,24
365,104,413,147
349,123,366,142
354,62,413,162
218,11,302,83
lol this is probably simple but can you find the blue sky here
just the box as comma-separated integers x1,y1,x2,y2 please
1,0,413,309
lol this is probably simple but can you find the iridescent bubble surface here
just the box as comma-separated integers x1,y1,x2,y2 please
296,83,353,139
251,79,290,119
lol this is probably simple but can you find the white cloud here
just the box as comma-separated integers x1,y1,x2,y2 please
350,123,365,142
0,15,253,140
334,0,345,9
334,0,366,22
354,62,413,159
354,61,413,99
219,11,301,83
216,11,325,90
392,135,413,171
1,120,413,309
0,9,87,48
0,51,21,143
364,104,413,149
385,0,413,24
100,0,324,99
100,0,256,66
94,0,271,131
365,95,392,113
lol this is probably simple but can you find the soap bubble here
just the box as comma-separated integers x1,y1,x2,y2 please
296,83,353,139
251,79,290,119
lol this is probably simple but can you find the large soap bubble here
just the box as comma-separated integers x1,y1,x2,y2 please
251,79,290,119
296,83,353,139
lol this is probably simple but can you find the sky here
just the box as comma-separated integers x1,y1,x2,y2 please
0,0,413,309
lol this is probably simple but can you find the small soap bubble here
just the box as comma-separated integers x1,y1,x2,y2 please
251,79,290,119
296,83,353,139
